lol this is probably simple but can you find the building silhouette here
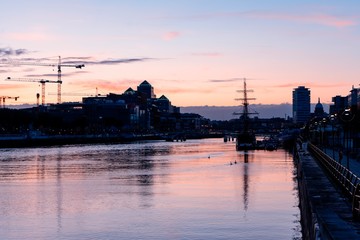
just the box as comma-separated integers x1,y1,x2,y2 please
81,80,181,131
330,95,348,115
293,86,310,125
329,86,360,115
349,86,359,110
314,98,326,118
137,80,156,99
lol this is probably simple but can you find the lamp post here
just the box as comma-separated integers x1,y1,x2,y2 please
322,118,327,150
313,121,319,146
319,121,323,149
341,108,354,169
329,114,337,160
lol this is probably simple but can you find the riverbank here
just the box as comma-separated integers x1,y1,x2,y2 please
0,132,224,148
296,141,360,239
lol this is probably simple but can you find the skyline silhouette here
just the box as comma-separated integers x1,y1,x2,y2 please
0,1,359,110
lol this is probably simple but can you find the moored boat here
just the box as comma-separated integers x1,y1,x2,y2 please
235,78,257,151
236,132,256,151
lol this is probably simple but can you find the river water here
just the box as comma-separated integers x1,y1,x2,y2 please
0,138,301,240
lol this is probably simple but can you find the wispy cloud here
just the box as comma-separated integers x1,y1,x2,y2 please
166,10,357,28
209,78,245,83
160,86,214,94
2,31,54,41
209,78,260,83
192,52,222,57
0,47,29,57
272,82,350,88
24,71,88,79
68,79,134,93
162,31,181,41
1,56,154,67
62,57,154,65
247,11,357,28
0,84,26,90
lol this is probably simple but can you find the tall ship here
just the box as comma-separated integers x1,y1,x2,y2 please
235,78,257,151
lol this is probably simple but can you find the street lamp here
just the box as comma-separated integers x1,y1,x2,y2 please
313,121,319,145
329,114,337,160
340,108,355,169
321,118,327,150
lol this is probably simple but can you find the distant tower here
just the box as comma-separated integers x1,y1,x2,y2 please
314,97,324,117
36,93,40,107
292,86,310,124
137,80,156,99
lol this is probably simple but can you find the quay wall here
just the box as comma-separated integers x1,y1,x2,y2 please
295,145,321,240
295,142,360,240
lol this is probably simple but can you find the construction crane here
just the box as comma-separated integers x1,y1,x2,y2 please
0,96,19,108
48,92,104,98
6,77,61,105
48,88,104,98
1,56,84,104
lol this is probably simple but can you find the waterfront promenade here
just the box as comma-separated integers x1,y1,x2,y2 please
322,147,360,178
297,142,360,239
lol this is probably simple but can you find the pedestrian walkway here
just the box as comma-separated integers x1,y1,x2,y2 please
297,143,360,239
323,147,360,178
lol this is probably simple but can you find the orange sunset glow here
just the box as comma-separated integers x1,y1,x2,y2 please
0,1,359,109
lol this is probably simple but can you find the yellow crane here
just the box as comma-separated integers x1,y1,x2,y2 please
6,77,61,105
0,96,19,108
1,56,84,103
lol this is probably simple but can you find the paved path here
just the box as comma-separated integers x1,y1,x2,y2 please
323,147,360,177
298,143,360,239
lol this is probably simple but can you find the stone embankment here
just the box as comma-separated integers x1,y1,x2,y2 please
296,141,360,239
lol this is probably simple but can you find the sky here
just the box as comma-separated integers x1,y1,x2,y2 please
0,0,360,108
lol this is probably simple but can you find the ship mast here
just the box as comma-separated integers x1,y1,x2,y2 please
235,78,256,133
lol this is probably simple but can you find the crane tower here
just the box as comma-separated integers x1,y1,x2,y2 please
6,77,61,105
0,96,19,108
1,56,84,104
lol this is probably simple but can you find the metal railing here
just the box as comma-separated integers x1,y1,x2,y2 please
307,142,360,219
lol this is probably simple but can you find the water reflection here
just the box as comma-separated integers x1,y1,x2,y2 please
242,152,250,211
0,140,301,239
0,143,172,180
56,151,63,233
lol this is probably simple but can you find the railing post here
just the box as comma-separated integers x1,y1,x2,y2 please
352,183,360,220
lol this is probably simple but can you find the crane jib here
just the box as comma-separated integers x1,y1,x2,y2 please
1,57,85,104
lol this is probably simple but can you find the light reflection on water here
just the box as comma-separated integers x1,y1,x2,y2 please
0,139,301,240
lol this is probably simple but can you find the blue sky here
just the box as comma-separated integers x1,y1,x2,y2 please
0,0,359,107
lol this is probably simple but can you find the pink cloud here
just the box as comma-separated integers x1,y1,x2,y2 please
68,79,136,94
3,32,54,41
0,84,26,90
272,82,350,88
163,11,356,28
308,13,356,28
162,31,181,41
159,86,214,94
247,11,356,28
192,52,222,57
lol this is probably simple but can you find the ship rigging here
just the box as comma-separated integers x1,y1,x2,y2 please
235,78,257,151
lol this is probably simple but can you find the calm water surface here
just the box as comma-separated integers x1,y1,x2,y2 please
0,139,301,239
